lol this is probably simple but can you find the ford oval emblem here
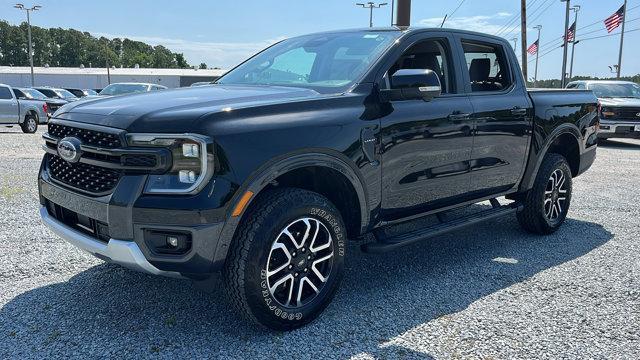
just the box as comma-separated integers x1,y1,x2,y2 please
57,137,82,163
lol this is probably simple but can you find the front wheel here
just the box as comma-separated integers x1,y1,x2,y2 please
21,115,38,133
223,188,346,330
517,153,573,234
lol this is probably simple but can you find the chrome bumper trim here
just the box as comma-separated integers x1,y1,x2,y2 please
40,207,183,278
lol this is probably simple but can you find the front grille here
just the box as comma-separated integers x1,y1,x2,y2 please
48,154,121,194
48,123,122,148
616,107,640,121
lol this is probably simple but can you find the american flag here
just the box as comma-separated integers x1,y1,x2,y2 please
604,5,625,33
566,22,576,42
527,40,539,55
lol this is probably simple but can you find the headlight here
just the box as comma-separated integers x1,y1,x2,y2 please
127,133,213,194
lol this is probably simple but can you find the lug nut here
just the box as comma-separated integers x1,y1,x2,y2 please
294,273,299,277
288,265,293,269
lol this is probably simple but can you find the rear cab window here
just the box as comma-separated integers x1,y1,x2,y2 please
0,86,14,100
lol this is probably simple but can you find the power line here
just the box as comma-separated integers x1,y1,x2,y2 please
494,0,542,36
499,0,557,37
447,0,467,20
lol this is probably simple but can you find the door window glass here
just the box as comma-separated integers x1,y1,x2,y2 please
462,41,512,92
0,87,13,100
387,39,454,94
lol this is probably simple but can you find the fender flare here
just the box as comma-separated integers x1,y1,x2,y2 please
210,150,370,270
519,124,582,191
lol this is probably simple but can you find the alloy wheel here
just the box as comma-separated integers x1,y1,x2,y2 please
544,169,568,221
265,217,334,308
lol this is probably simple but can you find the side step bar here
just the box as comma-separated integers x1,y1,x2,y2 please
361,202,523,254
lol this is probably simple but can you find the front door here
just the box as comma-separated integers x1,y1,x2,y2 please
378,34,475,221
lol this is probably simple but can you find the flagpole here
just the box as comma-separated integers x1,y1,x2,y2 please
561,0,571,88
569,6,580,79
534,25,542,87
616,0,627,78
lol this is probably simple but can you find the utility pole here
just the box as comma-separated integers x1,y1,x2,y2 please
391,0,395,26
533,25,542,87
560,0,571,88
356,2,388,28
520,0,528,82
616,0,627,78
14,3,41,87
568,5,580,79
395,0,411,28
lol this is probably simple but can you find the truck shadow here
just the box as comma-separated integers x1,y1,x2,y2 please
1,214,611,358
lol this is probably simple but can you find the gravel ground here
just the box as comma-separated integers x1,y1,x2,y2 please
0,126,638,359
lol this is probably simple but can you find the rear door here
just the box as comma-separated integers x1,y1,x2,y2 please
0,86,19,124
377,32,476,220
455,35,532,197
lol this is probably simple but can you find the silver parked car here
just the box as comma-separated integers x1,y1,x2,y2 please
566,80,640,139
98,82,167,96
0,84,48,133
33,87,80,102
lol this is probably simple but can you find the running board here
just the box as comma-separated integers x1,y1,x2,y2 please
361,202,522,254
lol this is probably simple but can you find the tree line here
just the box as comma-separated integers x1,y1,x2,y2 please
529,74,640,88
0,21,191,69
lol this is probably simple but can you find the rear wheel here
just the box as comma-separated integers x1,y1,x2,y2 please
517,153,572,234
223,187,346,330
21,114,38,133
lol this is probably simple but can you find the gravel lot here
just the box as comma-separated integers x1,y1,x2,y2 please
1,126,638,359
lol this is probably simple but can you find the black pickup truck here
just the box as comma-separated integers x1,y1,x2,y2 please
38,28,599,330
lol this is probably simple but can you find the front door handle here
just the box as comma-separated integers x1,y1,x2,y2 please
511,107,528,116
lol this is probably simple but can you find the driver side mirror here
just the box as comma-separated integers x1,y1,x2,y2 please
380,69,442,102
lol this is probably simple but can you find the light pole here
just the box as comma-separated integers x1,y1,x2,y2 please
14,3,41,87
560,0,571,88
511,37,518,51
568,5,580,79
533,25,542,87
356,2,388,28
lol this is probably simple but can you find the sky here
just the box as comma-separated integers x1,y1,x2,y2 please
1,0,638,80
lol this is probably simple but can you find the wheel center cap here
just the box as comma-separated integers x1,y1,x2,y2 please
296,258,306,268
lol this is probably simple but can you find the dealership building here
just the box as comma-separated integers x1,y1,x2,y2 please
0,66,227,89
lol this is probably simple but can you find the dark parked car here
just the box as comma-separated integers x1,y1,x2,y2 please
33,87,79,102
566,80,640,139
65,88,99,98
39,28,598,330
14,87,68,118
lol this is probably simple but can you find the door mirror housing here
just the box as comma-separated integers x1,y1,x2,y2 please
380,69,442,102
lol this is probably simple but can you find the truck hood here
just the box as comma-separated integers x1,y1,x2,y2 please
54,85,321,131
598,97,640,107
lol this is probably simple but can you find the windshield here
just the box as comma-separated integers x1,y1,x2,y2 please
54,89,78,99
85,89,98,96
35,88,59,98
589,83,640,98
100,84,149,95
216,31,399,93
19,88,47,100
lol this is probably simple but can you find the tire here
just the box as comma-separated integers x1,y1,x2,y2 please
517,153,572,234
222,187,346,330
21,114,38,134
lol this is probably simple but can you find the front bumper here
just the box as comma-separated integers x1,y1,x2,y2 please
38,161,231,278
598,120,640,138
40,207,183,278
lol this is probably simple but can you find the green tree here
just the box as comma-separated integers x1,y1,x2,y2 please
0,20,192,69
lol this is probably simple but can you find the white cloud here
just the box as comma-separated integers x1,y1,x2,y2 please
92,32,286,68
419,12,515,36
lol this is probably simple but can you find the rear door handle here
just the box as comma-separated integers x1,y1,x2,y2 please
448,113,471,122
511,107,528,116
